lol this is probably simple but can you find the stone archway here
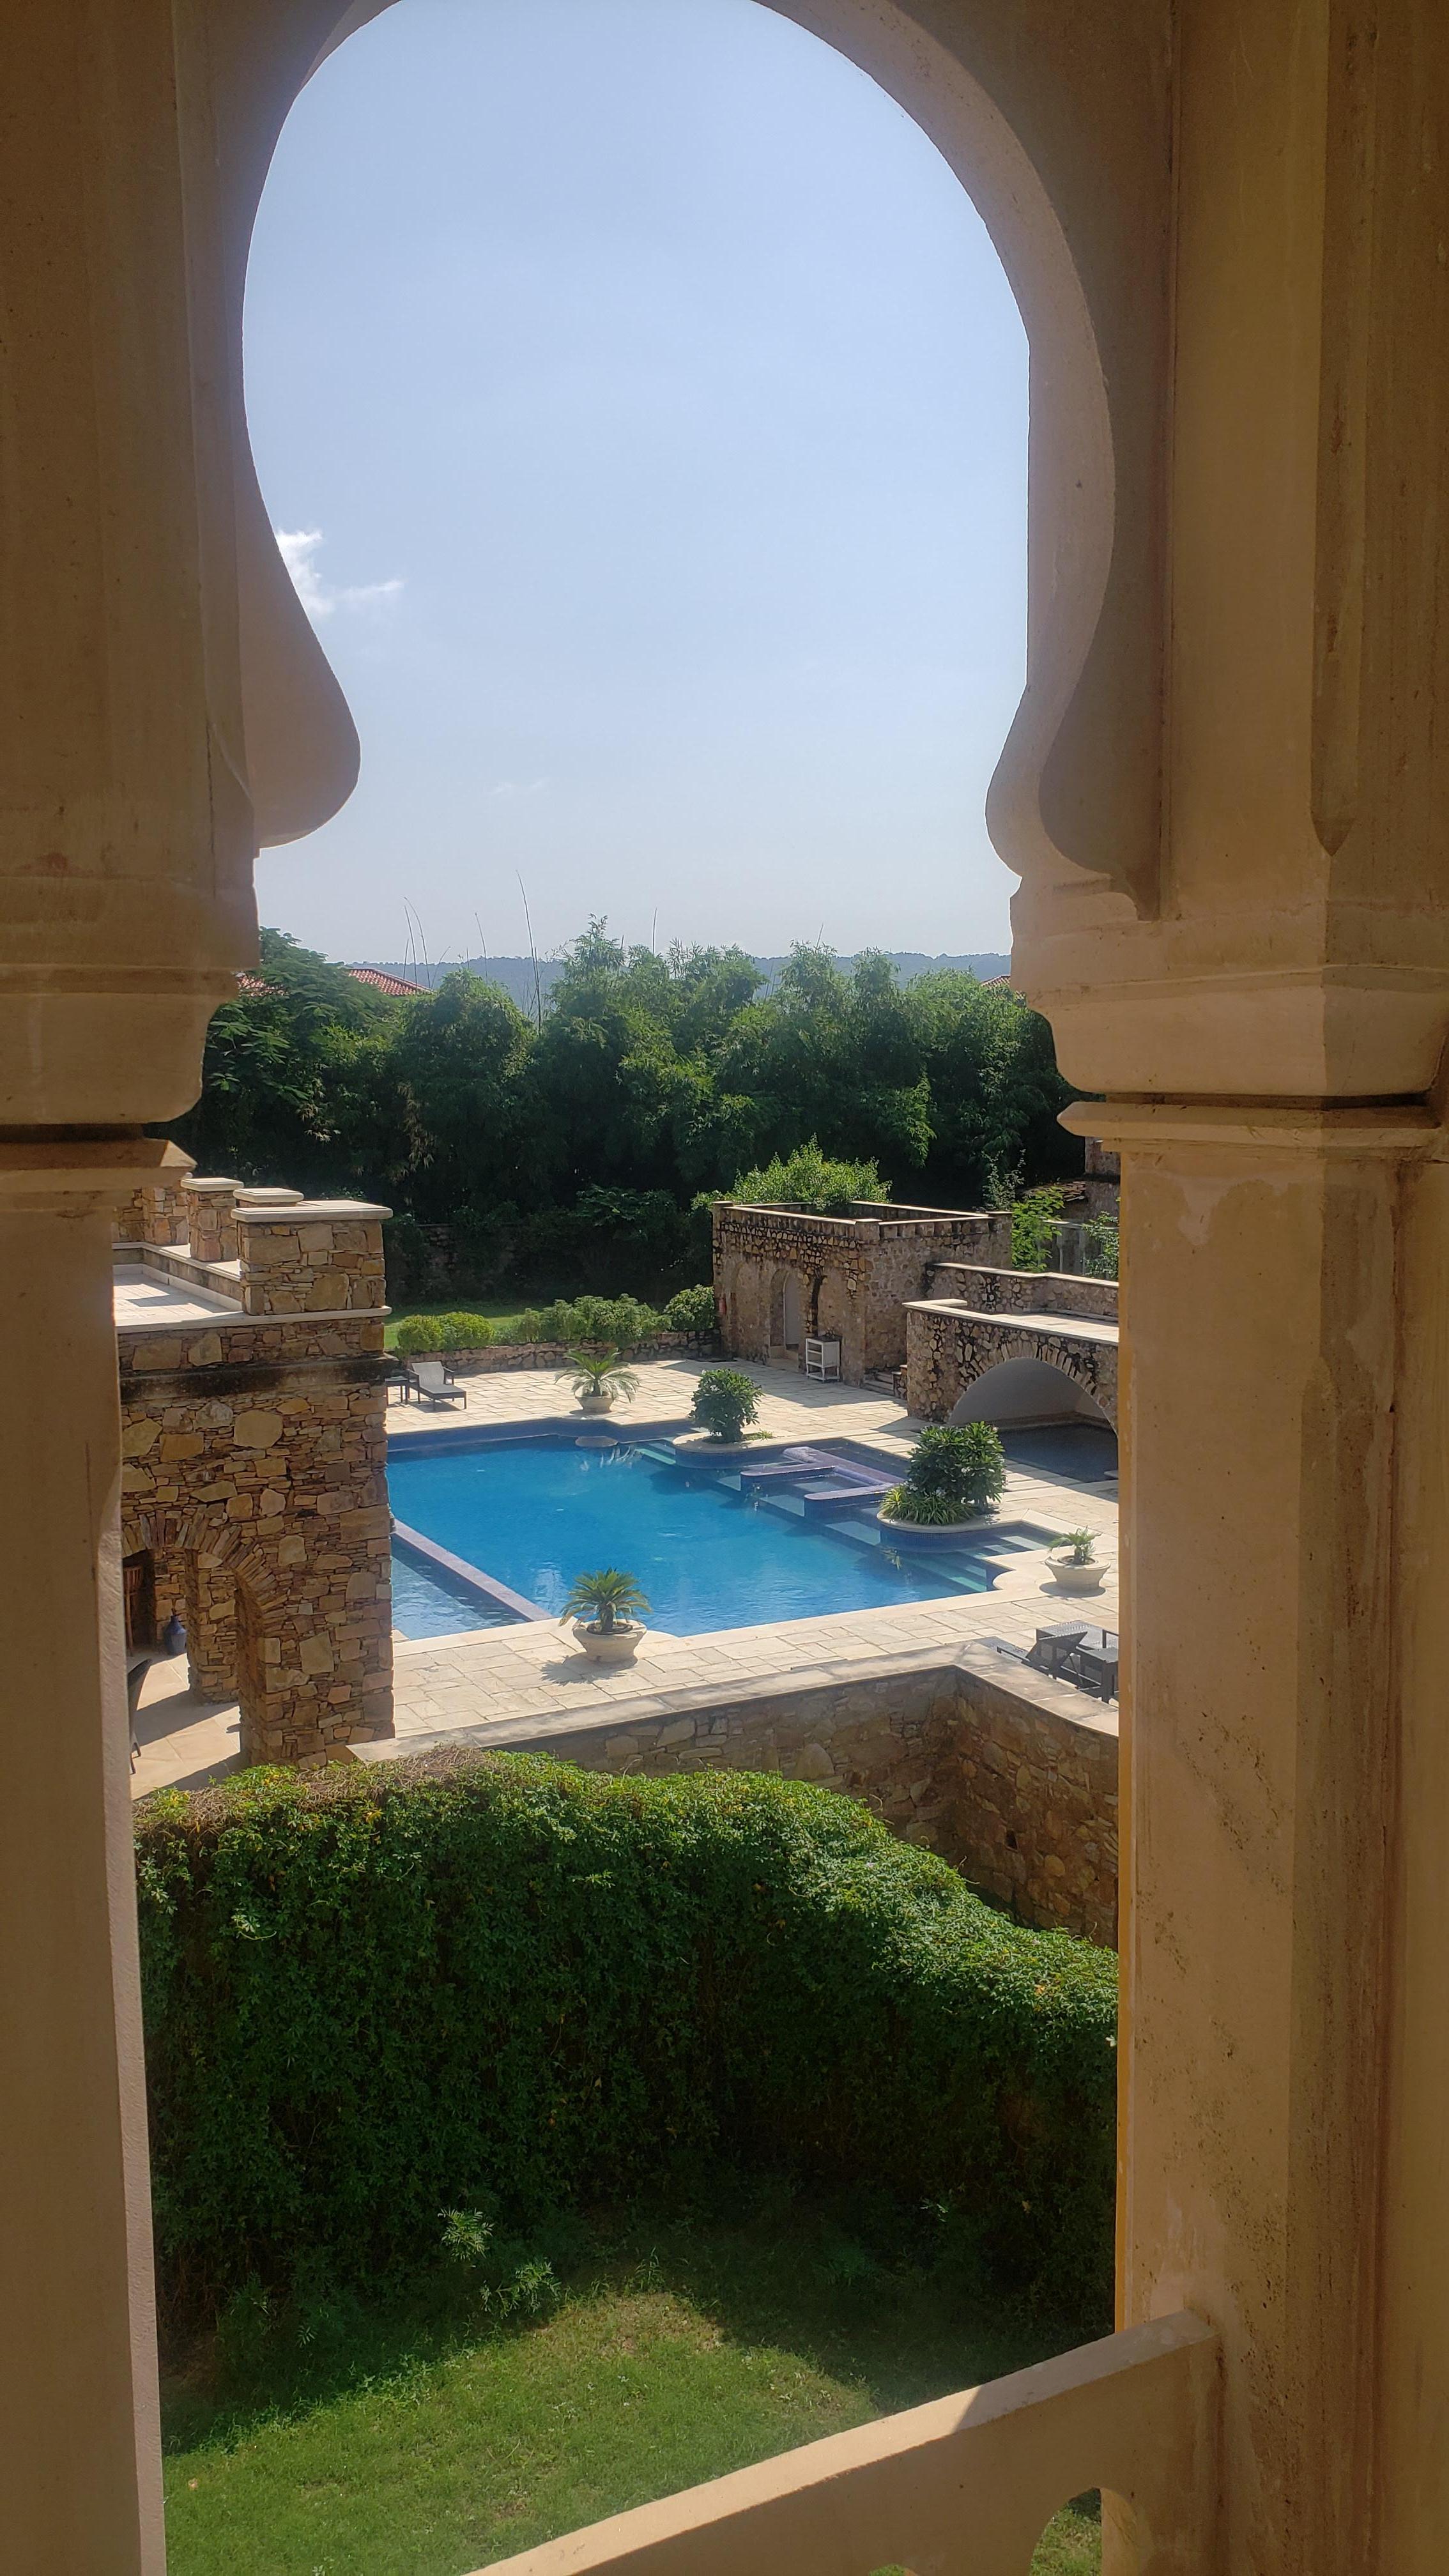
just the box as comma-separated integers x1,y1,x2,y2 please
231,0,1136,925
119,1503,289,1755
949,1350,1114,1432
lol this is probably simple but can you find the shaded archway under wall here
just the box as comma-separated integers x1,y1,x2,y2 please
222,0,1165,932
950,1353,1117,1482
949,1352,1112,1431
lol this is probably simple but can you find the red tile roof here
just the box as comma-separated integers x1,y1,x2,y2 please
347,966,426,995
234,966,425,999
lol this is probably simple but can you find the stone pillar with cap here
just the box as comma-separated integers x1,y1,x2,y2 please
182,1176,240,1265
236,1199,388,1317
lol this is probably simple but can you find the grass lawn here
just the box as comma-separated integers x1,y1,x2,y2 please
162,2198,1101,2576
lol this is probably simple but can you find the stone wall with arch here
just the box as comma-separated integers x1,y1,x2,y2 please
906,1302,1117,1430
119,1190,395,1766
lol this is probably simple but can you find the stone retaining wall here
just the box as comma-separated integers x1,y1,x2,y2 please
440,1331,694,1374
387,1646,1117,1945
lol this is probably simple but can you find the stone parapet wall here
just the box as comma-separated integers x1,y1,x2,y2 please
390,1646,1117,1945
118,1312,385,1376
905,1300,1119,1429
114,1176,190,1246
238,1202,388,1316
925,1263,1119,1322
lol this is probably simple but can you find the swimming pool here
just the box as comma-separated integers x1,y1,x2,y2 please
389,1545,521,1639
387,1436,1048,1639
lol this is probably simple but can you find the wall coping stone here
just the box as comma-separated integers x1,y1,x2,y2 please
361,1634,1117,1765
234,1198,392,1223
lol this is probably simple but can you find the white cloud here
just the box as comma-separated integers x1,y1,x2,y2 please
489,778,548,800
275,526,403,624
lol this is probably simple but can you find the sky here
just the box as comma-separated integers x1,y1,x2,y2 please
245,0,1027,965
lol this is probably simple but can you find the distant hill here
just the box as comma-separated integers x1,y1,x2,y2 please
351,951,1012,1009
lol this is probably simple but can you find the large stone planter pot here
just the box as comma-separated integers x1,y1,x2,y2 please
1048,1554,1107,1594
875,1506,996,1547
578,1389,615,1416
572,1619,645,1664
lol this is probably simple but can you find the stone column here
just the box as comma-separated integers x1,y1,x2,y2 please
185,1555,238,1701
0,1146,183,2573
183,1176,240,1265
1070,1100,1442,2573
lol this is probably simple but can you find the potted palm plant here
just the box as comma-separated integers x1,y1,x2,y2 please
561,1567,650,1663
1048,1528,1107,1594
564,1346,641,1416
877,1422,1006,1543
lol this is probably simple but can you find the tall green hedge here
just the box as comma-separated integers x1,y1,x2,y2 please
136,1756,1116,2319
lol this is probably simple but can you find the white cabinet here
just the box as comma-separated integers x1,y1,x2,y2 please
803,1337,841,1381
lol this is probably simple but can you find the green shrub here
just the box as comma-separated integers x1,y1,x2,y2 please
437,1311,495,1349
394,1313,448,1354
501,1308,545,1344
1011,1184,1066,1271
135,1759,1116,2320
884,1422,1005,1521
691,1367,761,1442
1082,1215,1119,1281
723,1138,887,1216
499,1294,664,1350
880,1487,972,1527
661,1284,718,1346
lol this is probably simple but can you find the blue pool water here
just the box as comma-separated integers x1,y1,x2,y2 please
389,1546,519,1639
387,1438,1045,1637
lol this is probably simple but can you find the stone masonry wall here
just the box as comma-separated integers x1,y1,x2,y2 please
436,1331,694,1376
183,1176,240,1264
115,1177,188,1246
118,1194,394,1765
924,1263,1118,1322
120,1358,392,1763
714,1200,1011,1384
905,1300,1120,1430
406,1648,1117,1945
237,1201,388,1316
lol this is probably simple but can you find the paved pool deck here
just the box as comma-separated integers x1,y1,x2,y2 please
132,1354,1119,1797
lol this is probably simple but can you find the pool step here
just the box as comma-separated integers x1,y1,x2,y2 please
734,1448,841,1488
791,1476,899,1515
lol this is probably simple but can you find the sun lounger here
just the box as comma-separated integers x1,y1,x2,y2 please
406,1357,466,1409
